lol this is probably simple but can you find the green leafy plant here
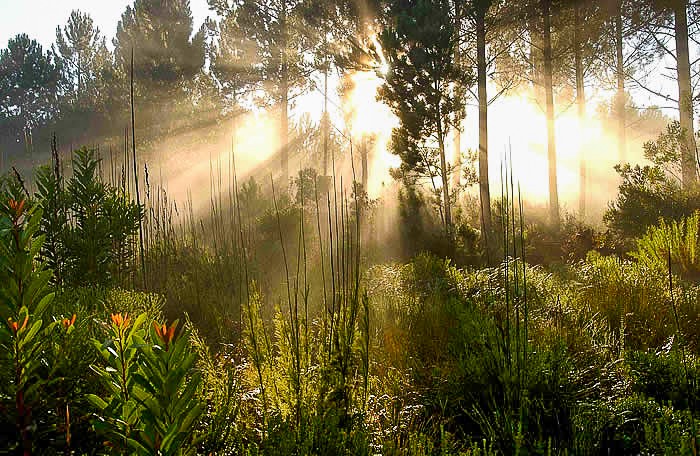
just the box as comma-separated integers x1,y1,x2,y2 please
88,313,203,455
133,319,203,454
63,148,142,286
632,211,700,281
32,147,143,288
88,312,146,452
0,199,58,454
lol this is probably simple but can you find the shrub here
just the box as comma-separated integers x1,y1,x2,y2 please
573,394,699,455
605,123,700,244
632,211,700,281
627,348,699,412
88,313,203,455
574,252,693,350
0,200,58,454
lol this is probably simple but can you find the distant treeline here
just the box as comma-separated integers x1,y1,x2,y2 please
0,0,699,231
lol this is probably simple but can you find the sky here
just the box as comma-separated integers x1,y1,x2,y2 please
0,0,212,50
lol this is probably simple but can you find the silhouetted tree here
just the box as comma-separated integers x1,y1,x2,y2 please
54,10,110,100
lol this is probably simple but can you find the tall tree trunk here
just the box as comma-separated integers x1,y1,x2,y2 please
476,7,492,250
77,50,82,100
322,20,330,177
280,0,289,189
437,115,452,232
675,1,697,187
615,6,626,163
361,138,368,191
452,4,462,190
574,5,587,217
322,67,329,176
542,0,559,227
530,15,545,109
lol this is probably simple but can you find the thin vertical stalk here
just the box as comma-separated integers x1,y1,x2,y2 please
130,48,146,287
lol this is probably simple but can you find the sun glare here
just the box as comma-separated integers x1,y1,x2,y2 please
475,94,611,208
344,70,400,197
370,34,390,76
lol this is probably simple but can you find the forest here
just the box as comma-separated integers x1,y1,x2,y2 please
0,0,699,454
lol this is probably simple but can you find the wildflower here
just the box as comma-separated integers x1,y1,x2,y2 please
8,199,25,216
111,313,131,337
110,313,131,334
153,320,178,350
8,315,29,335
62,314,76,330
7,199,26,224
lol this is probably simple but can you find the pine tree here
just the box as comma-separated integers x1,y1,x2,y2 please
0,35,60,160
622,0,699,187
557,0,607,217
54,10,110,101
53,10,118,143
215,0,313,188
113,0,206,125
463,0,523,253
378,0,473,233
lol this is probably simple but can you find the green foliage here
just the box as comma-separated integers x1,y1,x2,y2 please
606,123,700,243
0,34,60,144
396,187,482,266
88,312,147,452
53,10,119,141
627,348,699,411
379,0,473,230
0,199,58,453
88,313,203,455
605,163,700,241
35,163,67,284
54,10,111,99
632,210,700,280
523,213,597,265
220,0,312,106
114,0,205,94
573,395,699,455
34,147,143,287
136,320,204,454
574,252,699,350
65,148,142,285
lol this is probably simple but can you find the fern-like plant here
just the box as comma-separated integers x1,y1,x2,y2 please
631,211,700,280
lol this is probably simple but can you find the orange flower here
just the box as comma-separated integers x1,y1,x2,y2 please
110,313,131,331
153,320,178,350
8,315,29,335
8,199,25,216
62,314,76,330
7,199,27,224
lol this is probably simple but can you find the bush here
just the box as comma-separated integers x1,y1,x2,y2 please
573,394,699,455
523,213,598,265
632,211,700,281
34,147,142,287
573,252,700,350
88,313,204,455
627,348,699,412
605,123,700,245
